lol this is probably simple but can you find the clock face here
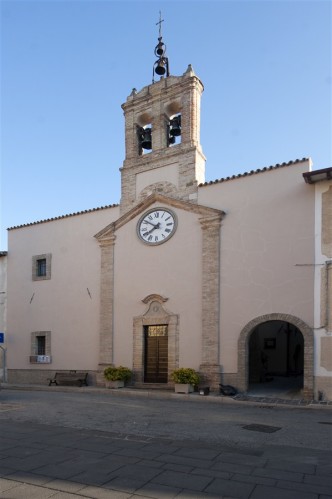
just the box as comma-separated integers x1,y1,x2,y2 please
137,208,177,245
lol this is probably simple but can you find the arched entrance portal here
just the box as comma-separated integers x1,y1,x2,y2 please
249,321,304,395
238,313,314,399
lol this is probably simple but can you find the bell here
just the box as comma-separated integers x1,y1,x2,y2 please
156,41,165,57
140,128,152,150
170,115,181,136
155,59,166,76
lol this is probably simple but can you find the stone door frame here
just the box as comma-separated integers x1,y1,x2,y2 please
133,296,179,384
238,313,314,399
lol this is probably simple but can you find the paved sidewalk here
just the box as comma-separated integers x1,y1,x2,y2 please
1,418,332,499
1,385,332,498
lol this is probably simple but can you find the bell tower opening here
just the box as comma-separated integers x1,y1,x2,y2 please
137,124,152,155
168,114,181,147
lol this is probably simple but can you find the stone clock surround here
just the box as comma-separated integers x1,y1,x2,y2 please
95,193,224,389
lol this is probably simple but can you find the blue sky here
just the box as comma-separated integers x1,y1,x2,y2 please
1,0,331,249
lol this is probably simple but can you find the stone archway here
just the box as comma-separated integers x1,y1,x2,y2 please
238,313,314,399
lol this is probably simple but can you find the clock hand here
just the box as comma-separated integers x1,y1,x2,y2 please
145,220,159,228
145,222,160,235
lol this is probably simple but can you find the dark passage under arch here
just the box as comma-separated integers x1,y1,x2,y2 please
248,320,304,396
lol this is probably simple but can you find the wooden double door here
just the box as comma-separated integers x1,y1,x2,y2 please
144,325,168,383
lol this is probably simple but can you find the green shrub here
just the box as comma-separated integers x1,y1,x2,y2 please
171,368,200,385
103,366,132,382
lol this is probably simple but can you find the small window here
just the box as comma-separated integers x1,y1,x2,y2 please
37,258,46,277
32,254,52,281
37,335,46,355
30,331,51,363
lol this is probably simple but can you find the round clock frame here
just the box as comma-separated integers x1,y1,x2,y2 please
137,207,177,245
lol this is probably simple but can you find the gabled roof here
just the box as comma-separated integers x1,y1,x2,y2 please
94,193,224,241
199,158,310,187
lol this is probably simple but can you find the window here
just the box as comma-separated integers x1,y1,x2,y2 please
30,331,51,363
32,253,52,281
37,258,46,277
37,335,46,355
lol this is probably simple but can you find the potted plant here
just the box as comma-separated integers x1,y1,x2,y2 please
103,365,132,389
171,368,200,394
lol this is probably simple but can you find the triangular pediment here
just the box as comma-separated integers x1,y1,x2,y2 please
94,193,224,241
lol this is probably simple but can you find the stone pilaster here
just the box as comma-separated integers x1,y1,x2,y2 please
326,262,332,333
98,232,116,372
199,213,222,389
322,186,332,258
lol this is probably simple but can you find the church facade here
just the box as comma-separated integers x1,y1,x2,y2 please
6,58,332,399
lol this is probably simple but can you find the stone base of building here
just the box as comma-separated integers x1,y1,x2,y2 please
7,369,99,386
199,363,222,391
220,373,239,391
314,375,332,401
96,364,112,387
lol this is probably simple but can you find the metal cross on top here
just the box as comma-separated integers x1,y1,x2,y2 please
156,11,164,37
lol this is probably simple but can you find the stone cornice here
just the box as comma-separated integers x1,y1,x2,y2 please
199,213,223,230
94,193,224,241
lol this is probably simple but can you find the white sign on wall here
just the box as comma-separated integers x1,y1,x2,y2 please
37,355,50,363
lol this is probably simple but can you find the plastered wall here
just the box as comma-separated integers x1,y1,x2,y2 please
7,206,119,371
198,160,315,374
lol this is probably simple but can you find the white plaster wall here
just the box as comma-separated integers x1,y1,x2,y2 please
7,206,119,370
198,161,315,373
0,255,7,377
0,255,7,334
113,203,202,370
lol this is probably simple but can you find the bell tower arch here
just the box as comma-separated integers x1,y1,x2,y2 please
120,27,206,214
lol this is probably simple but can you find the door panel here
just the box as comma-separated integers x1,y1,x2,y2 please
144,326,168,383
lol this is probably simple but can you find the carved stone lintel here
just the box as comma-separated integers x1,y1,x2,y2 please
142,294,168,304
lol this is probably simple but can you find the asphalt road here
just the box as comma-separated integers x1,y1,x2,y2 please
1,388,331,451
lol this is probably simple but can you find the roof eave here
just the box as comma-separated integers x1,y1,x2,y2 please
303,167,332,184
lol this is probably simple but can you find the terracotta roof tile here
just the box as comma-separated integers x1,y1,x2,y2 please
8,204,119,231
199,158,309,187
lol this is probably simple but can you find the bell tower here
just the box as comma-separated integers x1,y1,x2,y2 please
119,20,206,214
